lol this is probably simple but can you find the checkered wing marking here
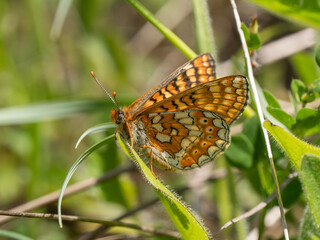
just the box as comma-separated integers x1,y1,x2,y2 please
139,110,229,170
142,75,249,125
128,53,216,117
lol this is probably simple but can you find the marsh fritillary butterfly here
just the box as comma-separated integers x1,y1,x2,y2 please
106,53,249,175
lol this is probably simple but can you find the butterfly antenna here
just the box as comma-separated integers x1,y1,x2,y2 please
90,71,119,108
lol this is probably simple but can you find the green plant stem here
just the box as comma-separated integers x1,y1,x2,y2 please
226,164,246,240
192,0,215,55
229,1,289,239
125,0,197,59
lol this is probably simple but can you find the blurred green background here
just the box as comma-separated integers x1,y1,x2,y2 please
0,0,319,239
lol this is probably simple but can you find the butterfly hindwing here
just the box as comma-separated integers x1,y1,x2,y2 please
138,110,229,170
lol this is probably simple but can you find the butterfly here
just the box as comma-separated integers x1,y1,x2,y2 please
105,53,249,176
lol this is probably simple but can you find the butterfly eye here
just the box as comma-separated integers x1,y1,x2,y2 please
116,110,125,124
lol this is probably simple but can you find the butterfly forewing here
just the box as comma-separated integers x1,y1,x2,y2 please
128,53,216,117
142,75,249,125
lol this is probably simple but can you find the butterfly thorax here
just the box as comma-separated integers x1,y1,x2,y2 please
111,107,147,147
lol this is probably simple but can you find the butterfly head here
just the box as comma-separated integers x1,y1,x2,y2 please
111,108,125,125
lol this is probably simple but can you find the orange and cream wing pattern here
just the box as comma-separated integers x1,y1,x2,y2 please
111,53,249,172
143,75,248,125
128,53,216,117
138,110,229,169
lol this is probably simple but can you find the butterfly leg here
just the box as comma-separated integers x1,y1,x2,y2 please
125,122,134,150
139,145,157,179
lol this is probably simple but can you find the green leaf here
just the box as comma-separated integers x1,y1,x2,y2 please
316,45,320,68
291,79,307,103
266,107,296,129
263,90,281,108
247,0,320,30
125,0,196,59
247,33,261,50
263,121,320,171
240,23,261,50
291,53,320,85
117,135,212,240
58,135,115,228
292,108,320,137
0,100,106,125
225,134,254,169
254,81,289,130
0,230,33,240
300,154,320,228
241,23,250,42
310,79,320,99
75,122,116,148
299,207,320,240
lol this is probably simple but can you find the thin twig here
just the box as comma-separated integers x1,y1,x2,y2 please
0,210,180,239
229,1,289,239
0,165,135,225
77,169,227,240
215,172,297,236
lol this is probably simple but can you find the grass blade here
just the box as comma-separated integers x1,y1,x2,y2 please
58,134,114,228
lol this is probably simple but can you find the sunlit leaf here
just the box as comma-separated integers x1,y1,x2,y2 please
267,107,296,129
263,90,281,109
292,108,320,137
247,0,320,29
263,121,320,171
117,135,211,240
300,154,320,228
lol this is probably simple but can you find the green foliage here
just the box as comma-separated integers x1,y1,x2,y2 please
315,45,320,68
300,154,320,228
192,0,215,54
263,121,320,171
299,207,320,240
264,121,320,229
291,53,320,85
247,0,320,29
265,89,296,129
58,133,115,227
292,108,320,137
225,134,254,168
117,135,211,240
1,0,320,239
241,22,261,51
